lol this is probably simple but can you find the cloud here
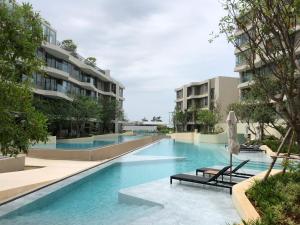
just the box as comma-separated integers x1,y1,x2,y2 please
20,0,237,122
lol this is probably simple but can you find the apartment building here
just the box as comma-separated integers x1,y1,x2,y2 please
175,76,239,131
34,22,125,133
234,21,300,100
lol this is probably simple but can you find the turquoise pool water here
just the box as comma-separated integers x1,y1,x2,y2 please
32,135,145,150
0,139,272,225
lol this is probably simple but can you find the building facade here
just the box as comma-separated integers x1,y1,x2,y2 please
175,76,239,131
234,21,300,100
34,22,125,134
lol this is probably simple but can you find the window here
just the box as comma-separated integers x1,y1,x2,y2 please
62,61,69,73
176,102,182,110
236,33,249,47
176,90,183,99
119,88,123,97
111,84,116,94
241,71,253,83
210,88,215,99
42,23,57,45
36,48,44,59
104,82,111,92
187,87,192,97
236,50,254,66
46,53,55,68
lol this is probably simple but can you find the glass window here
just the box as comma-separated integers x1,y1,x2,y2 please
55,59,62,70
36,48,44,59
62,61,69,73
49,30,56,45
42,24,57,45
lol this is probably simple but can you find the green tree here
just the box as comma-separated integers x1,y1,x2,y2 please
33,98,73,137
197,110,220,134
213,0,300,152
0,1,48,156
228,101,280,141
0,83,48,156
173,109,188,132
100,98,122,133
71,96,99,137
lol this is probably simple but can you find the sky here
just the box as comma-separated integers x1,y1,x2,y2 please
19,0,237,123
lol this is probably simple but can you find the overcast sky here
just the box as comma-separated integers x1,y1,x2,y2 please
20,0,237,123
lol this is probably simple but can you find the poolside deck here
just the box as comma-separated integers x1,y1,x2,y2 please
0,157,105,204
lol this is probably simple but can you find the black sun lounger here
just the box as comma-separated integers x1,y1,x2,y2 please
196,160,254,179
170,166,235,194
240,145,265,153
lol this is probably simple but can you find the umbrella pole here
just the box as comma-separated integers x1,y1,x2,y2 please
230,153,232,183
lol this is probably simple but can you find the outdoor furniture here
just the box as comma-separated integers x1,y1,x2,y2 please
240,144,265,153
196,160,254,179
170,166,236,194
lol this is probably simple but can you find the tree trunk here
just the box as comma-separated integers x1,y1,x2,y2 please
70,121,73,137
58,123,62,138
76,123,80,138
294,124,300,153
263,127,292,181
260,123,264,141
282,132,294,174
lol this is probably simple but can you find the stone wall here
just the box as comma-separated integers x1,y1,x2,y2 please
0,155,25,173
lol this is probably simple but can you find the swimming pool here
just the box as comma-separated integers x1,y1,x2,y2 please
0,139,273,225
31,135,145,150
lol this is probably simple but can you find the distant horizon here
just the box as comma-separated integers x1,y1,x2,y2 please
18,0,238,123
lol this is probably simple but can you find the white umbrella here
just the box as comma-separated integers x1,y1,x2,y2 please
226,111,240,182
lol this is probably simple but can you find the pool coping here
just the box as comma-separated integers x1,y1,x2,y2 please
30,135,150,151
0,138,165,210
27,135,166,160
232,169,282,223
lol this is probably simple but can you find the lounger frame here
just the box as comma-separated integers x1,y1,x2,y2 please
170,166,235,194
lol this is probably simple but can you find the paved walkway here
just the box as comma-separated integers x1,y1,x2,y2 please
0,157,105,203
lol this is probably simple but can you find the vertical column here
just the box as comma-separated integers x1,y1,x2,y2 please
207,80,211,110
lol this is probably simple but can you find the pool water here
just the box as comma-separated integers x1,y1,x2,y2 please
32,135,145,150
0,139,272,225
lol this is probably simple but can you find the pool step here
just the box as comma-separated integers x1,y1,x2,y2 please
103,204,162,225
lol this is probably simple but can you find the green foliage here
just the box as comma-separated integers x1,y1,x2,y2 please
157,125,171,134
228,100,280,140
197,109,220,134
262,139,299,154
71,96,100,137
246,172,300,225
85,57,97,67
215,0,300,152
0,1,48,156
33,98,72,124
100,98,122,133
61,39,77,52
173,109,188,132
0,0,44,82
0,82,48,156
34,96,123,137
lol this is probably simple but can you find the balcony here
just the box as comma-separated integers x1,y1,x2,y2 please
43,66,69,80
33,87,72,101
42,42,69,60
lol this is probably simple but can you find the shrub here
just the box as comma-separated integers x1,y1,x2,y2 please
246,172,300,225
84,57,97,67
61,39,77,52
262,139,298,154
